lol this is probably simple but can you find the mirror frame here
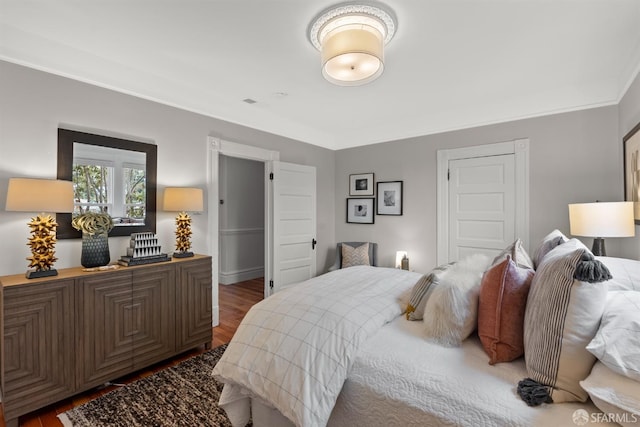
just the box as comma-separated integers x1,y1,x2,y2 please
56,128,157,239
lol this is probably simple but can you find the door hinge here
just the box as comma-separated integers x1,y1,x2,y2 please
269,280,274,289
269,172,274,180
447,169,450,181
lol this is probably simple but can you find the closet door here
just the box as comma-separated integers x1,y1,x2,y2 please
448,154,516,261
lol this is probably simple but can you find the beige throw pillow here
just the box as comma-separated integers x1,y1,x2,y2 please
405,263,452,321
341,243,370,268
518,238,611,406
492,238,533,269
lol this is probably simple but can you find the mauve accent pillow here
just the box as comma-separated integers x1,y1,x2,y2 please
478,256,534,365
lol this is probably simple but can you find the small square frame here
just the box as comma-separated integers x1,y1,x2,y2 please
349,173,374,196
376,181,403,215
346,198,375,224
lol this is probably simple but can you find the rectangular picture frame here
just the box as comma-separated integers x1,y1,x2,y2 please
624,121,640,224
376,181,403,215
349,173,374,196
346,198,375,224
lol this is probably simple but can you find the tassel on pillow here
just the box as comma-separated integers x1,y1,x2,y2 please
517,378,553,406
574,253,612,283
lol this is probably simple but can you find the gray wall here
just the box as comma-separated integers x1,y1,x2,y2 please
219,155,265,284
1,59,636,279
0,60,336,277
619,71,640,259
335,106,623,274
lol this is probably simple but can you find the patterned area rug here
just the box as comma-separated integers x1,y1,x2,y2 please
59,344,243,427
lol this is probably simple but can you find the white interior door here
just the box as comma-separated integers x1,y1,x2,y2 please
271,161,317,294
448,154,516,261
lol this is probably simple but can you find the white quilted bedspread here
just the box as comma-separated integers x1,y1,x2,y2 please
329,317,617,427
212,266,422,427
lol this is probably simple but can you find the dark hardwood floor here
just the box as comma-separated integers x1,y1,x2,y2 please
2,277,264,427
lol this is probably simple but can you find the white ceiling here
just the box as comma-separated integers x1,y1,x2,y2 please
2,1,640,150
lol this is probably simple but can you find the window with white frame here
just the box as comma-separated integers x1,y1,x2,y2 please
72,158,114,215
71,144,146,224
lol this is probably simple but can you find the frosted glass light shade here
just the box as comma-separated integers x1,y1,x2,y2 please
322,26,384,85
569,202,635,238
6,178,74,213
395,250,407,269
309,2,396,86
163,187,204,212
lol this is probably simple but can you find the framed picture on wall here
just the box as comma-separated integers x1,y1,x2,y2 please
349,173,374,196
624,121,640,224
376,181,403,215
347,198,375,224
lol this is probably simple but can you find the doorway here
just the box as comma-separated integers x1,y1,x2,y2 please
436,139,530,265
218,154,265,286
208,138,318,326
208,138,279,326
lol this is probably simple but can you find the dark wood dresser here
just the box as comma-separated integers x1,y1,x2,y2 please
0,254,212,427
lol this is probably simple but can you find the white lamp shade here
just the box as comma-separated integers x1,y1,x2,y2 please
395,250,407,268
569,202,635,238
322,26,384,85
163,187,204,212
309,3,396,86
6,178,74,213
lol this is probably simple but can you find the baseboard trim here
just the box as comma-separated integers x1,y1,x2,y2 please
219,267,264,285
212,304,220,327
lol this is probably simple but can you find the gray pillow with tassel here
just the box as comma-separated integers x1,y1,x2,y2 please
518,238,611,406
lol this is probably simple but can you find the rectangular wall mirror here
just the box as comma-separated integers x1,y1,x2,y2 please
56,128,157,238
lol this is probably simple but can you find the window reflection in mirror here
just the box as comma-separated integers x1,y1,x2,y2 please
72,143,146,225
57,128,157,239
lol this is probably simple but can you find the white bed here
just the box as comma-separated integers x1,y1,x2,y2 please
213,266,617,427
330,317,614,427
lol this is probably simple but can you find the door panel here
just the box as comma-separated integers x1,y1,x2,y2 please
3,281,75,420
272,161,316,294
176,257,213,352
76,271,134,389
131,265,175,369
449,155,515,261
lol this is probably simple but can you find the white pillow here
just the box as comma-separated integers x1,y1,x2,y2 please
580,362,640,427
597,256,640,291
587,291,640,382
532,229,568,269
423,254,491,346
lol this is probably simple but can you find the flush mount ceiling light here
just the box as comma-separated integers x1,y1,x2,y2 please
308,2,397,86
